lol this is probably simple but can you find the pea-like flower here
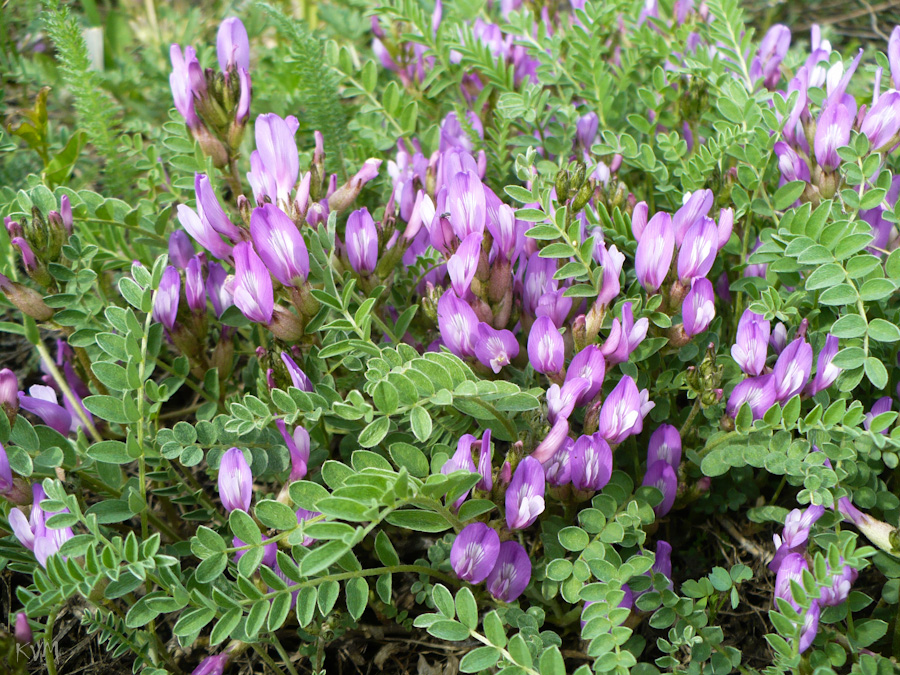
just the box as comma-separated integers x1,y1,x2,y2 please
772,337,812,403
731,310,770,377
250,204,310,287
643,461,677,516
635,212,674,292
345,207,379,275
570,433,613,492
218,448,253,512
153,266,181,330
485,541,531,602
232,242,274,324
506,456,546,530
597,376,649,444
474,322,519,373
527,315,564,375
450,522,500,583
647,424,681,469
682,278,715,337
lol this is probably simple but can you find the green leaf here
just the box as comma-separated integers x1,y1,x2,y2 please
317,579,340,616
83,395,130,424
301,540,350,575
410,406,433,441
483,610,506,647
868,318,900,343
507,634,533,667
87,440,131,464
373,381,399,415
455,587,478,630
359,416,390,448
830,314,867,339
389,442,429,477
459,647,500,673
385,509,452,532
427,619,470,641
173,607,215,637
230,509,262,545
345,577,368,620
375,531,400,566
210,608,242,645
255,500,297,530
773,181,806,210
316,497,372,522
538,646,565,675
865,357,889,390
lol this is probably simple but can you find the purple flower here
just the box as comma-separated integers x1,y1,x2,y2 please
750,24,791,90
527,316,565,375
531,417,571,463
891,26,900,89
277,420,310,482
345,208,379,275
185,257,206,314
0,368,17,417
153,266,180,329
682,277,715,337
774,141,810,184
451,523,500,583
506,456,546,530
232,242,274,324
731,310,770,376
543,438,572,486
820,562,857,607
169,231,195,268
233,536,277,567
196,174,243,243
0,442,12,495
18,385,72,435
635,212,674,292
447,171,486,239
565,345,606,404
177,204,234,260
14,612,32,644
206,262,233,317
770,323,788,354
250,204,309,286
10,484,73,567
677,218,718,282
437,289,479,358
192,654,230,675
772,337,812,403
442,434,478,509
647,425,681,469
485,541,531,602
576,112,599,149
217,17,250,72
770,505,825,572
631,201,649,241
864,396,893,434
535,289,572,329
774,552,809,613
329,159,383,213
296,508,321,547
253,113,300,205
595,242,625,306
861,90,900,152
673,190,714,247
169,45,200,129
474,322,519,373
570,433,613,492
653,540,672,581
717,208,734,249
805,334,840,395
726,374,776,420
476,429,492,491
448,232,483,295
218,448,253,512
597,376,648,444
601,302,649,366
643,461,677,516
547,378,590,424
281,353,313,391
522,252,558,316
814,102,853,171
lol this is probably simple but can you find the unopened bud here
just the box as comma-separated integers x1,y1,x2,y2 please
555,169,571,202
0,275,53,321
570,163,586,192
0,368,19,425
15,612,32,644
267,305,305,341
571,179,595,212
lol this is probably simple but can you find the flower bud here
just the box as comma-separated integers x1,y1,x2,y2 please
218,447,252,512
0,275,53,321
506,456,545,530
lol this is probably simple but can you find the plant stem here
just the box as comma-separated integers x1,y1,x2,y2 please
270,637,301,675
45,610,58,675
251,643,290,675
33,339,103,442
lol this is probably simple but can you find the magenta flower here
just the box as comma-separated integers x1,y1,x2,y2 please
217,17,250,72
820,562,857,607
218,448,253,512
0,442,12,495
250,204,310,286
806,334,841,395
595,242,625,306
750,24,791,90
522,252,558,316
770,323,788,354
891,26,900,89
631,201,649,241
861,91,900,151
152,266,180,329
547,378,589,424
448,232,483,296
673,190,714,246
169,45,200,129
774,141,811,184
576,112,599,148
177,204,234,260
277,420,310,482
527,316,564,375
864,396,893,434
643,461,677,516
345,207,379,274
597,376,647,444
726,374,776,420
531,417,570,463
451,522,500,583
565,345,606,405
281,353,313,391
192,654,230,675
253,113,300,205
232,242,274,324
9,484,73,567
185,257,206,314
196,174,243,243
647,424,681,469
486,541,531,602
716,208,734,249
437,289,479,358
814,102,853,171
0,368,17,418
474,322,519,373
772,337,812,403
476,429,492,491
570,433,613,492
770,505,825,572
535,288,573,328
328,158,382,213
14,612,32,644
543,438,572,487
731,310,770,376
601,302,648,365
169,231,195,268
447,170,486,239
206,262,233,318
635,212,674,292
442,434,478,510
682,278,715,337
506,456,545,530
677,218,718,282
19,385,72,435
774,552,809,613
